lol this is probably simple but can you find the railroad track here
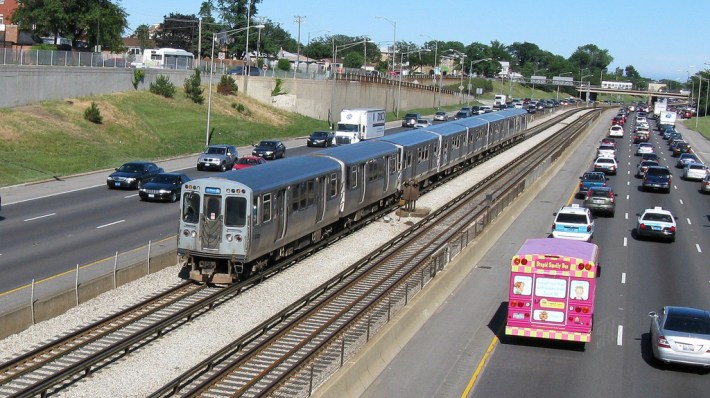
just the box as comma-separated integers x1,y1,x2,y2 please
0,108,597,397
151,110,601,397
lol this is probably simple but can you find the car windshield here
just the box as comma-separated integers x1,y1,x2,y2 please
664,314,710,334
152,174,179,183
239,158,259,165
206,147,226,155
647,168,670,176
584,173,604,181
642,213,672,223
436,112,446,115
118,163,145,172
258,141,276,148
405,114,418,118
688,164,705,170
417,119,428,124
556,213,588,224
597,159,614,164
589,189,610,198
311,132,328,138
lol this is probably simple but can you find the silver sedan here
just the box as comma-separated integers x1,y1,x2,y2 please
649,306,710,368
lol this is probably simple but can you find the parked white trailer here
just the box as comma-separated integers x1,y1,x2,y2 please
653,99,667,119
335,108,386,144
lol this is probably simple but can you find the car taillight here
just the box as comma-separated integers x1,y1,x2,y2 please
640,223,646,230
657,335,670,348
586,225,591,232
552,223,556,230
579,182,583,189
668,226,676,232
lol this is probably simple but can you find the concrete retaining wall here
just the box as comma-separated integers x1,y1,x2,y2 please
0,66,192,108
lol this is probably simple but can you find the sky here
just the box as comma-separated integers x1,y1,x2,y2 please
119,0,709,81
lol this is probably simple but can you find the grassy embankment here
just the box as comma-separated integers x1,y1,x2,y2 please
0,89,327,187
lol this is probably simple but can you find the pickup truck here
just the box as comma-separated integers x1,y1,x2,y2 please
401,112,422,127
578,171,608,197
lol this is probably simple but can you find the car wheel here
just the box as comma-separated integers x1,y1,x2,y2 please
197,164,204,171
307,142,312,147
170,192,178,203
220,162,227,172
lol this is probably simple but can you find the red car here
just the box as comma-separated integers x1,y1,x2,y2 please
233,156,267,170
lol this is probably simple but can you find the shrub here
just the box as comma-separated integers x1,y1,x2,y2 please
131,69,145,90
231,102,251,116
217,75,239,96
183,69,205,104
271,77,287,96
277,58,291,72
149,75,176,98
84,102,103,124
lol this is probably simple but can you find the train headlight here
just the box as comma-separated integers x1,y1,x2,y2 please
226,234,233,242
182,229,197,238
235,235,242,242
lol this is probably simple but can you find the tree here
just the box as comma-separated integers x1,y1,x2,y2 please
508,42,543,66
568,44,613,72
133,24,151,51
184,69,205,104
155,13,199,53
11,0,127,51
344,52,364,69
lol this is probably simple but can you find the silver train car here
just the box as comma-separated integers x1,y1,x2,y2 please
178,108,528,284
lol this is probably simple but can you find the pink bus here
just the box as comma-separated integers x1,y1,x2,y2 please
505,238,600,343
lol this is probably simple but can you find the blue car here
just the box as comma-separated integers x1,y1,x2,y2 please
578,171,608,197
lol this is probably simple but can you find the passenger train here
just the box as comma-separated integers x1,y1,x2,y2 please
178,108,529,284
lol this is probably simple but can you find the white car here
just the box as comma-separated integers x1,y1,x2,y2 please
551,204,595,242
413,118,432,129
635,143,654,156
682,163,708,181
636,206,676,242
609,125,624,138
597,144,616,159
593,157,618,175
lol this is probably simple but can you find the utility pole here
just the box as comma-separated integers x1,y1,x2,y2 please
294,16,305,78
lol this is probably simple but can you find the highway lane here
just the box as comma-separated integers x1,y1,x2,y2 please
0,123,428,293
361,111,710,398
0,142,329,293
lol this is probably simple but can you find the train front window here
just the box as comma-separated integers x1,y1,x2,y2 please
225,197,247,227
204,195,221,221
182,192,200,223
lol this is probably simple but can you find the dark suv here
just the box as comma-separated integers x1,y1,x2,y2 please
642,166,672,193
401,112,422,127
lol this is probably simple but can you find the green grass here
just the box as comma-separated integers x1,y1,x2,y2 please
682,116,710,140
0,90,328,187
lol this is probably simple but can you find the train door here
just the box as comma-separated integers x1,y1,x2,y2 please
360,163,367,203
201,194,223,250
274,189,287,241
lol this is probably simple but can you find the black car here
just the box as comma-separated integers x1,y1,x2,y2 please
107,161,164,189
526,104,537,114
453,111,469,120
138,173,190,202
252,140,286,159
307,131,335,147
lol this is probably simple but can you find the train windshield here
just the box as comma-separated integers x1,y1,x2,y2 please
225,196,247,227
182,192,200,223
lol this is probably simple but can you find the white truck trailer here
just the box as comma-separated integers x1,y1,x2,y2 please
335,108,386,144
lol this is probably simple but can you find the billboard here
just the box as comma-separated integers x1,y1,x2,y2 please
531,75,548,85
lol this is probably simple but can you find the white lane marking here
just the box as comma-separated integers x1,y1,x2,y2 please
627,181,630,186
627,161,631,166
626,194,630,200
124,193,139,198
679,199,684,205
687,218,692,225
621,273,626,284
24,213,57,222
697,244,703,253
97,220,125,229
624,237,628,247
674,185,678,190
617,325,624,346
625,213,628,220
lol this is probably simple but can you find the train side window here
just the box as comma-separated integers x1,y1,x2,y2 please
291,184,300,212
262,193,272,223
182,192,200,223
350,165,358,189
225,197,247,227
329,173,338,197
307,180,315,206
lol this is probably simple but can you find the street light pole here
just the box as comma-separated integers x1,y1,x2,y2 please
206,25,264,146
467,58,491,105
531,68,547,98
556,72,573,101
581,74,593,104
294,16,305,78
375,16,396,76
397,47,430,117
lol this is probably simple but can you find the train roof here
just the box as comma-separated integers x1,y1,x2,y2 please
193,156,340,192
376,129,439,146
474,108,528,122
424,120,482,134
314,140,398,163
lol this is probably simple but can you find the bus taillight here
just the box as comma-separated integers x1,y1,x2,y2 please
521,258,528,265
577,263,585,270
514,257,520,265
582,307,589,313
584,263,592,271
